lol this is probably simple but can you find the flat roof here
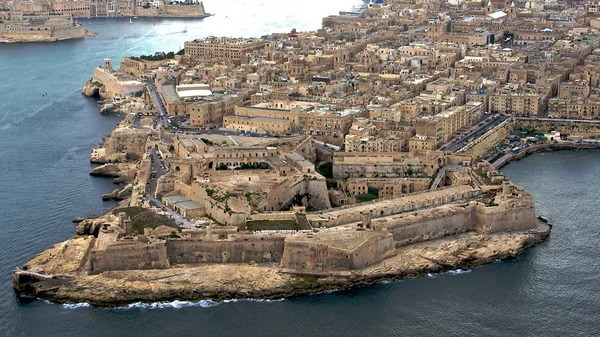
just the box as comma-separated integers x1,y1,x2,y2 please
164,195,189,203
177,200,205,210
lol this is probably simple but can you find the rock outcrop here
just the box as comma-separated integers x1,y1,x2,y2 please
90,163,136,184
13,229,550,307
101,185,133,201
82,79,102,98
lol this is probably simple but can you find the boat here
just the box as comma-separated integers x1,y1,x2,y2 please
133,16,138,19
538,216,549,223
183,24,187,33
129,18,132,24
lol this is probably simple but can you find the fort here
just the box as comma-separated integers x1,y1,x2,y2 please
0,10,86,42
15,0,585,305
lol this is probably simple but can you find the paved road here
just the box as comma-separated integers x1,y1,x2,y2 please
144,79,169,130
144,149,196,229
444,114,510,153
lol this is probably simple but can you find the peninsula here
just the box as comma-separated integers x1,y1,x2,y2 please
18,0,600,306
0,0,210,43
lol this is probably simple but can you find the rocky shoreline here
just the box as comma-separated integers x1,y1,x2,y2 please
14,227,550,307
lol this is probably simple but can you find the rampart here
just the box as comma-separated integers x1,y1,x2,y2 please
92,67,146,98
515,117,600,137
89,240,169,273
280,230,396,273
166,236,285,264
308,185,480,227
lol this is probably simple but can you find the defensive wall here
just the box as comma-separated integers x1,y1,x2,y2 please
307,185,480,227
281,230,395,273
332,151,445,179
166,236,285,264
374,198,537,247
515,117,600,137
460,118,513,158
92,67,146,98
89,239,169,273
493,142,600,168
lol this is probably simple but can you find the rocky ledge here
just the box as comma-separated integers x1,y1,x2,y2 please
13,228,550,307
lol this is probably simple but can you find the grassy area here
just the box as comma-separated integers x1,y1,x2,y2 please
317,162,333,178
113,207,178,235
357,193,378,203
246,219,307,231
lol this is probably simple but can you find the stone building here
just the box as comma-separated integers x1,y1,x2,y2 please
184,37,266,66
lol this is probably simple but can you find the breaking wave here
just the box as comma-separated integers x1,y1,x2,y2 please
443,269,472,276
116,300,220,310
62,303,91,309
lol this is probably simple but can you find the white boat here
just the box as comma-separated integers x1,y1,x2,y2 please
129,18,132,24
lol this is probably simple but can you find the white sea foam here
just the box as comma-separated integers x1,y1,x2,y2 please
222,298,286,304
62,303,91,309
426,273,436,278
117,299,220,310
443,269,472,276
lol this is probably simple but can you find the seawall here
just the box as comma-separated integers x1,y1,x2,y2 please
493,142,600,169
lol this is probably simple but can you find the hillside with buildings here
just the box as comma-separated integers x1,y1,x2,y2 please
29,0,600,304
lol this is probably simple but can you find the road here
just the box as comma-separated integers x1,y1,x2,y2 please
444,114,510,153
143,149,194,229
144,79,169,130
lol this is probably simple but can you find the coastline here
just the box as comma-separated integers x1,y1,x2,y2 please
74,13,212,19
14,226,550,307
10,1,557,309
493,142,600,169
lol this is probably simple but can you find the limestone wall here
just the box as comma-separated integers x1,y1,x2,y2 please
92,68,145,98
89,240,169,273
349,233,396,269
280,232,395,272
166,236,285,264
281,241,355,272
474,202,537,233
463,119,512,158
308,185,480,227
515,117,600,137
380,204,476,246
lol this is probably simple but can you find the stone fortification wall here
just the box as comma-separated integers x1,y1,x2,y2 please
293,137,318,164
380,203,476,246
474,202,537,233
305,178,331,210
51,25,85,39
166,236,285,264
376,197,538,247
308,185,480,227
159,4,206,16
515,117,600,137
332,151,445,179
92,68,145,98
349,233,396,269
101,128,152,161
89,240,169,273
333,161,427,179
462,119,512,158
280,232,395,273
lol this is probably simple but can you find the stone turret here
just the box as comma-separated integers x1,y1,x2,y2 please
119,212,133,235
103,58,113,72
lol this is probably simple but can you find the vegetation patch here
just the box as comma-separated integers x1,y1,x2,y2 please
318,162,333,178
201,138,214,146
113,207,178,234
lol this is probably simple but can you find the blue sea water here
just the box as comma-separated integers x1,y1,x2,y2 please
1,1,599,336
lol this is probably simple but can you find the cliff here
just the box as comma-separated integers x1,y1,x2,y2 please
82,79,102,98
13,227,550,306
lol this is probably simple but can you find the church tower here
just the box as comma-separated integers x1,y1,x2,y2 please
508,2,517,20
485,0,494,15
